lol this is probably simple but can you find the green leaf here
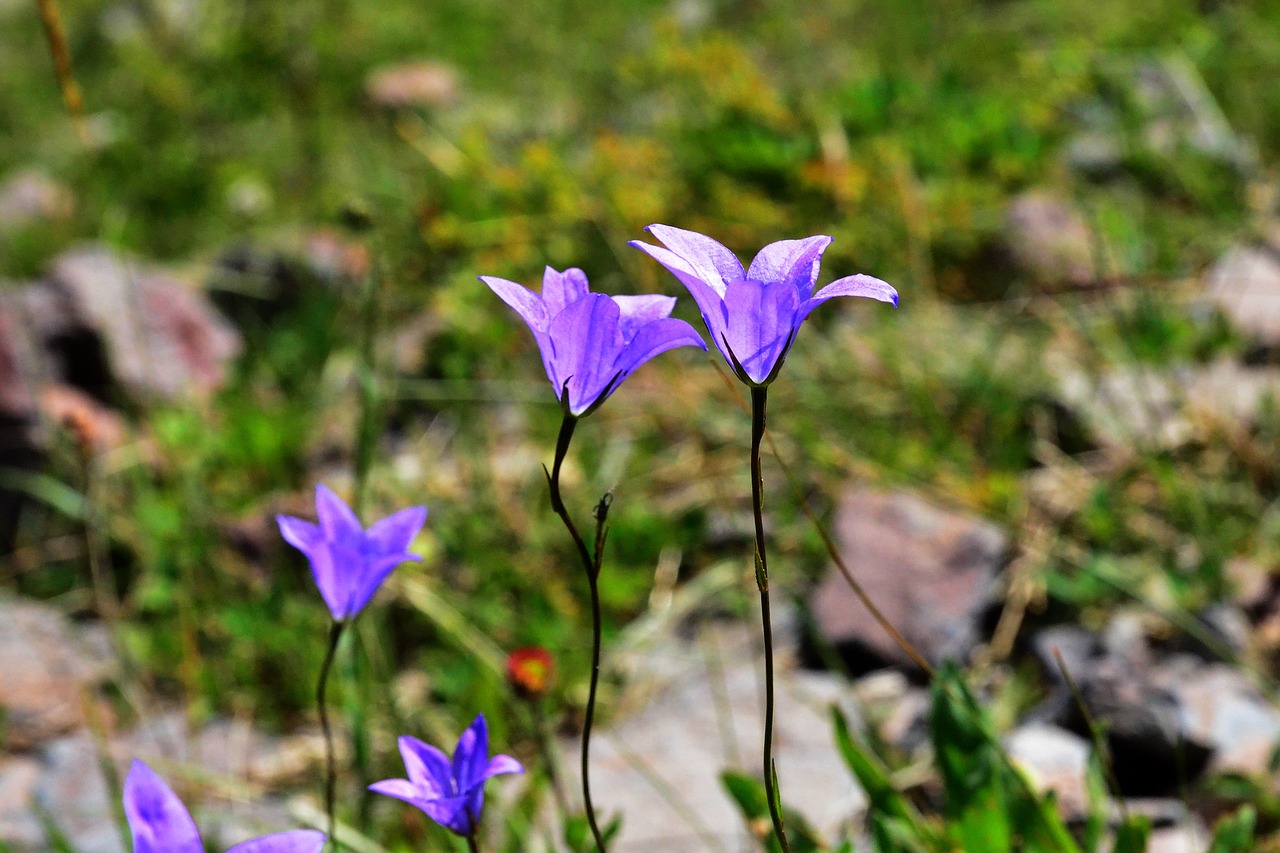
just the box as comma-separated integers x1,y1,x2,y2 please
720,770,827,852
1208,805,1256,853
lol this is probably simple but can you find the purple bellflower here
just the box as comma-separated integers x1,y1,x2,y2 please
124,760,326,853
370,714,524,838
630,225,897,386
277,484,427,622
480,266,706,417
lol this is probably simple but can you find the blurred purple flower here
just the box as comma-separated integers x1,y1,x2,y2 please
630,225,897,386
369,713,524,837
277,484,427,622
124,760,326,853
481,266,705,417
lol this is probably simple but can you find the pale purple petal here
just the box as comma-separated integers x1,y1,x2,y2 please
614,317,706,379
226,830,327,853
723,279,801,385
643,225,744,295
364,506,428,556
308,542,351,621
315,485,361,544
541,267,590,317
123,761,204,853
451,714,490,793
398,736,454,797
277,516,322,556
746,236,833,298
611,294,676,342
801,274,899,320
368,779,420,801
342,554,410,617
480,276,548,331
480,753,525,783
547,293,626,416
419,793,476,836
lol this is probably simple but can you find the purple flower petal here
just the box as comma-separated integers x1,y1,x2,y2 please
315,485,361,545
801,274,899,320
541,267,590,317
398,735,454,797
452,714,489,794
276,516,322,555
643,224,744,295
548,293,626,416
723,279,801,384
479,276,548,330
368,779,420,801
746,236,833,298
481,753,525,783
226,830,327,853
612,294,677,341
364,506,428,557
123,761,204,853
615,317,707,379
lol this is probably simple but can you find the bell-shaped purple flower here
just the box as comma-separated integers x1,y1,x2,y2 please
124,760,326,853
630,225,897,386
277,484,427,622
481,266,706,417
370,713,524,838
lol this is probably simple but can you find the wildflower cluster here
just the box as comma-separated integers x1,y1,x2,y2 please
119,226,893,852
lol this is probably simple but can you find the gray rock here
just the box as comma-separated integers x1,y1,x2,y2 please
1002,191,1096,290
0,756,44,850
1155,659,1280,777
36,733,123,853
1054,360,1280,450
1206,244,1280,349
556,623,866,851
1004,724,1092,822
47,245,241,401
0,597,116,750
808,488,1008,672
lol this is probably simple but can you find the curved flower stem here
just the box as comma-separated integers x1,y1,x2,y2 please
317,619,346,852
466,834,481,853
750,387,791,853
545,414,608,853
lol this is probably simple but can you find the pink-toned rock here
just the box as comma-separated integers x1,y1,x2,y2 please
0,597,116,750
365,61,460,109
1206,244,1280,348
0,294,40,419
808,489,1007,672
0,756,44,849
48,245,241,400
0,169,72,231
1003,191,1096,289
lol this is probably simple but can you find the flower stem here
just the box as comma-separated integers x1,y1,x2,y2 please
750,387,791,853
466,834,481,853
546,414,608,853
317,619,346,851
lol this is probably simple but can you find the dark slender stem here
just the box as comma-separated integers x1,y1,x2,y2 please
466,834,481,853
318,620,346,851
750,387,791,853
545,413,608,853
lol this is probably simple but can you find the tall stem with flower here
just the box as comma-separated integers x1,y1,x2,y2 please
279,486,428,851
481,266,705,851
632,225,897,851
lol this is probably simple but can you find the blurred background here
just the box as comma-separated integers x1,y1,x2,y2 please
4,0,1280,850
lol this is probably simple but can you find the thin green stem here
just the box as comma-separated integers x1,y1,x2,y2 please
545,413,608,853
317,620,346,851
750,387,791,853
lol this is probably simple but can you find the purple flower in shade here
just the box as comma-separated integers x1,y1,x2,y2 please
480,266,706,417
124,760,326,853
369,714,524,838
630,225,898,386
277,484,427,622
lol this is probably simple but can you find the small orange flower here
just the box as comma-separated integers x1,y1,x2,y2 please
506,647,554,701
